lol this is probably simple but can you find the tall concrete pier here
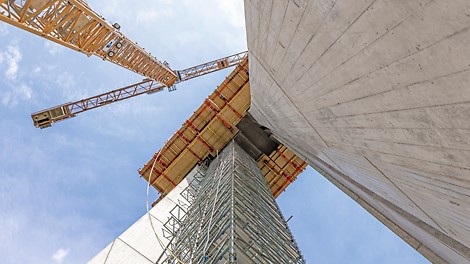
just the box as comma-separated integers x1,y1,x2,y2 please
163,141,304,263
245,0,470,262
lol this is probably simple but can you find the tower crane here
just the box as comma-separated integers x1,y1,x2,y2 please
31,51,248,128
0,1,248,128
0,0,177,86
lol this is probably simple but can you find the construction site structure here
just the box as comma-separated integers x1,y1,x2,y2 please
88,166,202,263
3,0,470,263
31,51,248,128
1,1,310,261
0,0,176,86
89,59,307,264
160,141,304,263
138,59,306,201
244,0,470,263
90,140,305,263
92,0,470,262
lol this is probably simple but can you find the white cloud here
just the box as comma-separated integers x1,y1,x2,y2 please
0,214,21,248
134,5,174,24
92,0,175,27
216,0,246,28
0,24,8,36
1,83,33,107
18,83,33,99
0,1,248,262
52,248,70,263
33,66,42,74
1,93,11,107
53,71,88,101
44,41,64,56
3,44,22,80
0,43,34,108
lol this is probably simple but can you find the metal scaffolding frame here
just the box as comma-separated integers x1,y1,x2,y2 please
160,141,304,263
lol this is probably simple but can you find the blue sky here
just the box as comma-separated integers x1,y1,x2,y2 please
0,1,429,263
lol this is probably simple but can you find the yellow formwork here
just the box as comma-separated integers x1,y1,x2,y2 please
140,58,306,200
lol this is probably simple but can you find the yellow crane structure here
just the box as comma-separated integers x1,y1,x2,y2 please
0,0,247,128
0,0,307,219
31,51,248,128
0,0,177,86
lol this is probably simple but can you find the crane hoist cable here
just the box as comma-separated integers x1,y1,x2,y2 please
146,147,187,264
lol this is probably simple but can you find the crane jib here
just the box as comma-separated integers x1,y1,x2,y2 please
31,52,248,128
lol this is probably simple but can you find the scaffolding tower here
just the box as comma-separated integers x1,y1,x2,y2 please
160,141,305,263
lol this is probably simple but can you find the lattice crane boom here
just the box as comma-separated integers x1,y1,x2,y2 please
31,51,248,128
0,0,177,86
175,51,248,82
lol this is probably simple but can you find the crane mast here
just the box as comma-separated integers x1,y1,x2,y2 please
31,51,248,128
0,0,177,86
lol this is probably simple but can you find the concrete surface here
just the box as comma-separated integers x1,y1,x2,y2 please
244,0,470,262
87,166,199,264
